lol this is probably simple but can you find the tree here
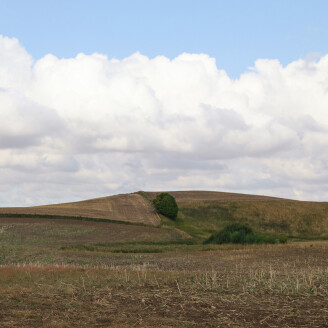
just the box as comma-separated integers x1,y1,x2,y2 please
153,192,178,220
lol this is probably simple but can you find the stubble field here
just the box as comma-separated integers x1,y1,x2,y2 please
0,223,327,327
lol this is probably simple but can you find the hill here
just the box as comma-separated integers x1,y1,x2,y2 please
0,193,160,226
1,190,328,240
145,190,285,202
144,191,328,240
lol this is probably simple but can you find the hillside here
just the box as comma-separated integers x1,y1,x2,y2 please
1,190,328,240
0,193,160,226
145,191,328,240
145,190,286,202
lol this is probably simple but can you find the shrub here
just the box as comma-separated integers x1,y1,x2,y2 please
204,223,276,245
153,192,178,220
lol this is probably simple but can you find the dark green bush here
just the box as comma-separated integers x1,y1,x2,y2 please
153,192,178,220
204,223,276,245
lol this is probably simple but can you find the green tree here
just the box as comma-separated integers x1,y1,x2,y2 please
153,192,178,220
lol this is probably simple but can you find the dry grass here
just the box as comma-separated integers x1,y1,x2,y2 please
2,190,328,236
146,190,328,239
145,190,286,202
176,199,328,239
0,193,160,226
1,242,328,327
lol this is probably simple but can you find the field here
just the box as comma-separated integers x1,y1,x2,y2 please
145,191,328,240
145,190,285,202
1,241,328,327
1,190,328,327
0,193,160,226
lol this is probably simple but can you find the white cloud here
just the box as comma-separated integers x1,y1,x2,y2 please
1,34,328,205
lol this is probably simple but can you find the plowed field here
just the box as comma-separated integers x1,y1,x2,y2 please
0,217,179,247
0,193,160,226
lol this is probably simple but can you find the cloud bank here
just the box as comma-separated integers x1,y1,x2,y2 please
1,35,328,205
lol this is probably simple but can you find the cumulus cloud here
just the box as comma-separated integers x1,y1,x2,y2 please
0,90,65,149
1,34,328,205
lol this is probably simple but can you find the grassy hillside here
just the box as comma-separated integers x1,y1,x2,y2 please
1,190,328,243
145,191,328,240
145,190,285,202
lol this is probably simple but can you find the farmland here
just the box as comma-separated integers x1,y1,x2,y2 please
0,193,160,226
1,191,328,327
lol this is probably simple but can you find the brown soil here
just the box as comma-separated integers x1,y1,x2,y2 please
0,217,177,246
0,280,326,328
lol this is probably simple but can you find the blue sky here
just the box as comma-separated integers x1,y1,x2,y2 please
1,0,328,77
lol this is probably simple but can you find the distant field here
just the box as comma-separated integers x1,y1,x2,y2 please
2,190,328,241
0,217,180,247
173,200,328,240
145,190,286,202
0,193,160,226
144,191,328,240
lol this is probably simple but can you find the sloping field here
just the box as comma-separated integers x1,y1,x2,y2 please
145,190,328,239
0,193,160,226
2,190,328,239
0,217,178,247
145,190,286,203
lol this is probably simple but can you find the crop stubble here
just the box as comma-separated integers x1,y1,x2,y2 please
0,242,328,327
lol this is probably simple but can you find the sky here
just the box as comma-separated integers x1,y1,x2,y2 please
1,0,328,205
